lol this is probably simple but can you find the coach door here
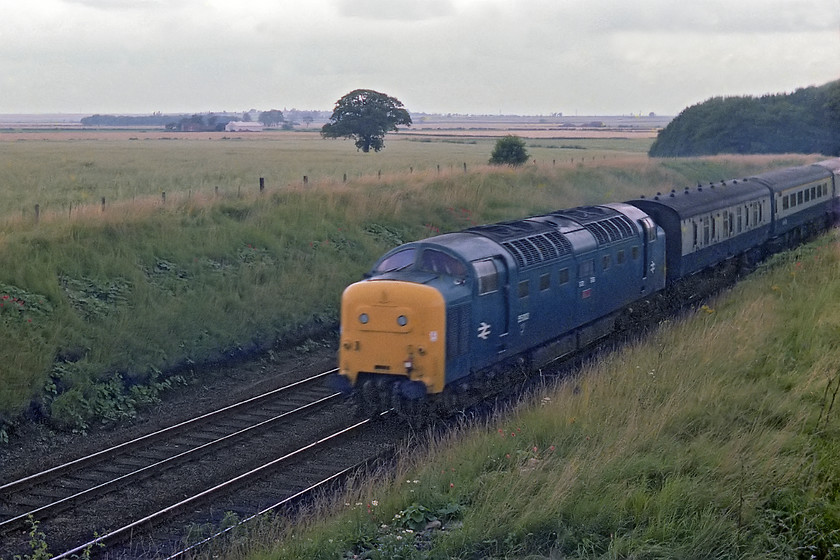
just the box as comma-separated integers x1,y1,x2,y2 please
472,257,510,359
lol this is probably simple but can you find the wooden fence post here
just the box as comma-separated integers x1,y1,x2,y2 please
162,191,166,204
259,177,265,192
35,204,39,224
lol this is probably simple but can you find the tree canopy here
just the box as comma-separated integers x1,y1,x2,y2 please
259,109,284,127
489,135,530,166
321,89,412,152
649,80,840,157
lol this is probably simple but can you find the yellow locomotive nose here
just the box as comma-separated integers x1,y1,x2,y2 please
339,280,446,395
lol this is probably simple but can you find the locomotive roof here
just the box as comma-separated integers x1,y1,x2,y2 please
750,164,833,192
628,178,769,219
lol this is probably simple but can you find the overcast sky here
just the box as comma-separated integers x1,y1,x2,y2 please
1,0,838,116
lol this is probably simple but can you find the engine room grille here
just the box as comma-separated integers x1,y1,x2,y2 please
582,215,636,244
446,304,470,357
502,231,572,269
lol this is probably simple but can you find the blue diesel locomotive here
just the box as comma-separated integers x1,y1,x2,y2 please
334,159,840,416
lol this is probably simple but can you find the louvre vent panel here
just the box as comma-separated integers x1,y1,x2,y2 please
501,231,573,270
582,216,637,244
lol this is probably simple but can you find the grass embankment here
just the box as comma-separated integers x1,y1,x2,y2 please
228,231,840,559
0,139,816,439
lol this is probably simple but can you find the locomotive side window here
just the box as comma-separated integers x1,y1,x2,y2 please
375,248,416,273
632,246,639,260
518,280,530,298
617,249,625,265
602,254,611,270
558,268,570,285
473,259,499,295
640,217,656,242
539,273,551,291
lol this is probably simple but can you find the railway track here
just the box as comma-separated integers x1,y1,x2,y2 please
0,368,405,559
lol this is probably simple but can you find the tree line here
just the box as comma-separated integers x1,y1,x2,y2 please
649,80,840,157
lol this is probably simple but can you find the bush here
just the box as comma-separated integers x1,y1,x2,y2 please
489,135,530,166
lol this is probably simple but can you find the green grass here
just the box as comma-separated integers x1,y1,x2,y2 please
230,232,840,560
0,132,820,437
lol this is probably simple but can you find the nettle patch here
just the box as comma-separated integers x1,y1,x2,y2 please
60,275,131,320
46,362,187,432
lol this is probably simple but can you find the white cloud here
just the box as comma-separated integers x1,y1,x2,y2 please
0,0,837,114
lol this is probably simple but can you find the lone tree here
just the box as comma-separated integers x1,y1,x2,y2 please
259,109,284,128
321,89,412,152
489,135,530,166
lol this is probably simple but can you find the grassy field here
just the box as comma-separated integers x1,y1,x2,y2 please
0,130,820,441
0,132,653,222
220,230,840,560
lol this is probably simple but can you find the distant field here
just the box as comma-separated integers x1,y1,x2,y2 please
0,130,653,223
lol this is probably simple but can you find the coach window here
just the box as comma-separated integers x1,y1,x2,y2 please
798,191,804,205
692,222,698,247
518,279,530,298
805,189,810,203
811,187,816,200
558,268,570,285
736,206,743,232
703,217,710,245
473,259,498,295
782,195,789,210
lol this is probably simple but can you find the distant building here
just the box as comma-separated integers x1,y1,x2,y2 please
225,121,264,132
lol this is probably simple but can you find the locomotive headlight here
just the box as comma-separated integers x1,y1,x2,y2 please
359,313,369,324
397,315,408,326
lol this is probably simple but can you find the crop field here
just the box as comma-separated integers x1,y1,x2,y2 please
0,127,820,441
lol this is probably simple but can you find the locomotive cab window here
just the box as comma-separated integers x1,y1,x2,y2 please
375,248,416,274
420,249,466,278
579,259,595,279
473,259,499,295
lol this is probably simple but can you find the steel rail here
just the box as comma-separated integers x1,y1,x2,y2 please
165,409,394,560
0,381,341,536
52,416,375,560
0,368,337,495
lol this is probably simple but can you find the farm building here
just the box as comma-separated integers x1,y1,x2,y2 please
225,121,264,132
